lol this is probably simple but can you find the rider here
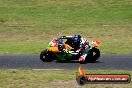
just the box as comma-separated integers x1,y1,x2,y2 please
71,35,91,62
64,35,81,50
57,35,82,52
57,35,91,62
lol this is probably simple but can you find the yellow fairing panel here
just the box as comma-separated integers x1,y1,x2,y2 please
48,47,60,53
64,44,74,51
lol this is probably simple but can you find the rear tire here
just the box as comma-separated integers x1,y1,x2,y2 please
86,47,100,63
40,49,53,62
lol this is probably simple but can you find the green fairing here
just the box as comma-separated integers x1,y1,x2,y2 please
89,41,93,49
54,53,65,60
54,52,72,60
47,44,50,48
66,52,72,58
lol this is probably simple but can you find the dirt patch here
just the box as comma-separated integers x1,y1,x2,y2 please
43,80,132,88
43,80,80,88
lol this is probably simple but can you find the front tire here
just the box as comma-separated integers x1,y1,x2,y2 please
86,47,100,63
40,49,53,62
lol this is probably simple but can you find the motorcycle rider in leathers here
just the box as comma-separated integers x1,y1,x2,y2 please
57,35,90,62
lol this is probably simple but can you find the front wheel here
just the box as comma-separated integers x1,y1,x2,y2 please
86,47,100,63
40,49,53,62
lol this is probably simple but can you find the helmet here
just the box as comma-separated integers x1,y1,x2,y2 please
77,35,81,39
72,35,81,42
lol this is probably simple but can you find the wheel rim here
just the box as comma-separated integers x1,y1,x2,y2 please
93,51,97,58
91,49,100,59
43,55,46,59
43,53,49,59
93,52,96,56
88,48,100,60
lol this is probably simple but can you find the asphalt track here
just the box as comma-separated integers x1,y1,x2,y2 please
0,54,132,70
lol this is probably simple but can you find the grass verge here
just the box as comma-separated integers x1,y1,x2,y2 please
0,69,131,88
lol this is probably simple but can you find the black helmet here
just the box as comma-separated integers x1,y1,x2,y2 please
77,35,81,39
72,35,81,42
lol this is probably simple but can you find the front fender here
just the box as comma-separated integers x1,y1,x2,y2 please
89,41,100,48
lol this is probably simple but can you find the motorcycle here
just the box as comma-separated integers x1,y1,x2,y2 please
40,35,100,64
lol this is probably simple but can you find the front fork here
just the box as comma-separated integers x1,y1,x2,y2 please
79,45,90,62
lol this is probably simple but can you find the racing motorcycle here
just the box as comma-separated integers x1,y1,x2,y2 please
40,35,100,64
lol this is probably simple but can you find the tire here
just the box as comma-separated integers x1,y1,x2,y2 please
76,76,87,85
40,49,53,62
86,47,100,63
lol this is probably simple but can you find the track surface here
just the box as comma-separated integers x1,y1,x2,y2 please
0,54,132,70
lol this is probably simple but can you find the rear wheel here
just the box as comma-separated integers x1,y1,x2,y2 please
86,47,100,63
40,49,53,62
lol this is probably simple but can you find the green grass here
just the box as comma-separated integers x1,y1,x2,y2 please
0,0,132,54
0,69,132,88
0,41,48,54
0,69,74,88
